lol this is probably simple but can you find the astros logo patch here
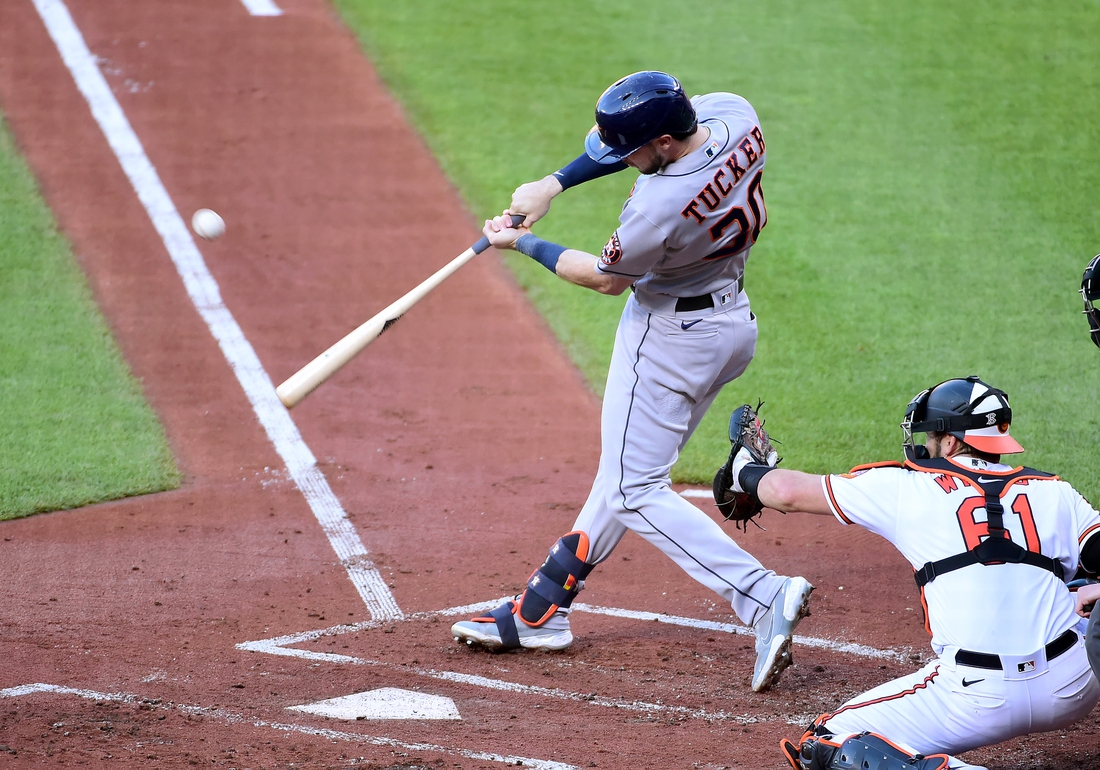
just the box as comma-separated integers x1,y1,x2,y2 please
601,232,623,265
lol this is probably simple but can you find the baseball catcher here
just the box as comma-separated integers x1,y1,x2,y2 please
717,376,1100,770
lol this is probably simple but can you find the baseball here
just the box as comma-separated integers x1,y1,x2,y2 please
191,208,225,240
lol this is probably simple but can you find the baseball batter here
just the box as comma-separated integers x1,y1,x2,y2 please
718,375,1100,770
450,71,813,693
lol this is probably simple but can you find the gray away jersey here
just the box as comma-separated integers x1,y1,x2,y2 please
597,92,767,299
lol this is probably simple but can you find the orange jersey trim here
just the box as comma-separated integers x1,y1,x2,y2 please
827,461,902,524
1081,522,1100,546
903,459,1058,498
847,460,903,474
823,475,853,525
820,666,940,723
918,584,932,636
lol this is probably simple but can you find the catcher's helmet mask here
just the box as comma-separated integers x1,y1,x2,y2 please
584,71,698,164
1082,253,1100,350
901,375,1023,459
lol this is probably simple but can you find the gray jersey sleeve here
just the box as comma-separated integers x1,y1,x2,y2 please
596,199,666,278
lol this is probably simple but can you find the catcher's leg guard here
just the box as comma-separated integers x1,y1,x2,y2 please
518,531,594,626
783,732,949,770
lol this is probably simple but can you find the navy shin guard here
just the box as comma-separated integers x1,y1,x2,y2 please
518,531,594,627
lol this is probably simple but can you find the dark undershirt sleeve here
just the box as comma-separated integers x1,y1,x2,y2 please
1081,532,1100,574
553,153,627,190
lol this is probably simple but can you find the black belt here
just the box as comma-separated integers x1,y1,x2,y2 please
954,629,1077,670
675,294,714,312
673,276,744,312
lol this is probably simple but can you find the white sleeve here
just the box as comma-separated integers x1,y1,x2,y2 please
821,466,903,542
1073,486,1100,558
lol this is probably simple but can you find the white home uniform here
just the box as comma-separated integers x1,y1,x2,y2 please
817,454,1100,768
570,92,784,625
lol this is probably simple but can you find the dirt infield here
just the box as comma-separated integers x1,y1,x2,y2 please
2,1,1100,768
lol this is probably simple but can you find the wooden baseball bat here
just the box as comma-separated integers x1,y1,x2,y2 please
276,215,525,408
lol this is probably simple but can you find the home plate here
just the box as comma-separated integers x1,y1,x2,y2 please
287,688,461,720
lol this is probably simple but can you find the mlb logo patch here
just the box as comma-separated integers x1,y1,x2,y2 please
1017,660,1036,673
704,141,720,159
719,288,734,305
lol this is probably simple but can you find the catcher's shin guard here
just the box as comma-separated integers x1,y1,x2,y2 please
782,732,949,770
518,531,594,626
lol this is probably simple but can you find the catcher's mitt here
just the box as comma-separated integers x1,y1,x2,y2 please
713,402,779,528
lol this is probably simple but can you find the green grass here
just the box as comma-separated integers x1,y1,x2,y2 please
0,116,179,519
332,0,1100,501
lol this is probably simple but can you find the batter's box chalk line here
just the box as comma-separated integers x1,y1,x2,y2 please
235,599,923,727
0,683,576,770
33,0,403,625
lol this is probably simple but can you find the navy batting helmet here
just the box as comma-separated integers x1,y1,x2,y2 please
902,375,1023,458
1082,253,1100,349
584,71,698,164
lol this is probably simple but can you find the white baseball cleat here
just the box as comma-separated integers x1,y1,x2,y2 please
451,600,573,651
752,576,814,692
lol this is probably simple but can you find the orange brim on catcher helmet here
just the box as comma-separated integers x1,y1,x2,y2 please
959,422,1025,455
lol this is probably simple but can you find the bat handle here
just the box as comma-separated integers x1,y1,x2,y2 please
471,213,527,255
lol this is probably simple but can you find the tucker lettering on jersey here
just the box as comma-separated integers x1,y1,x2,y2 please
680,126,765,225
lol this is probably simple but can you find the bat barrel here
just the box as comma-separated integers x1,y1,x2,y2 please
275,233,504,409
276,315,389,407
276,352,343,408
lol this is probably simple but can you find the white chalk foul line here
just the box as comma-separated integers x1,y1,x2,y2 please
0,683,575,769
236,636,773,725
32,0,401,622
239,0,283,16
238,599,914,664
235,600,919,726
572,603,913,662
678,489,712,499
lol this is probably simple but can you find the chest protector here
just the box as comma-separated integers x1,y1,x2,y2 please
904,457,1063,588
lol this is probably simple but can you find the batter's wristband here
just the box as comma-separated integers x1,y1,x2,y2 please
515,234,566,273
552,153,626,190
737,463,776,499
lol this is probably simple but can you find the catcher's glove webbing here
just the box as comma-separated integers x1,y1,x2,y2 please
712,402,779,529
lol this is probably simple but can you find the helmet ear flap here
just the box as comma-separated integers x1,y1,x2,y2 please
906,387,931,424
901,387,932,460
